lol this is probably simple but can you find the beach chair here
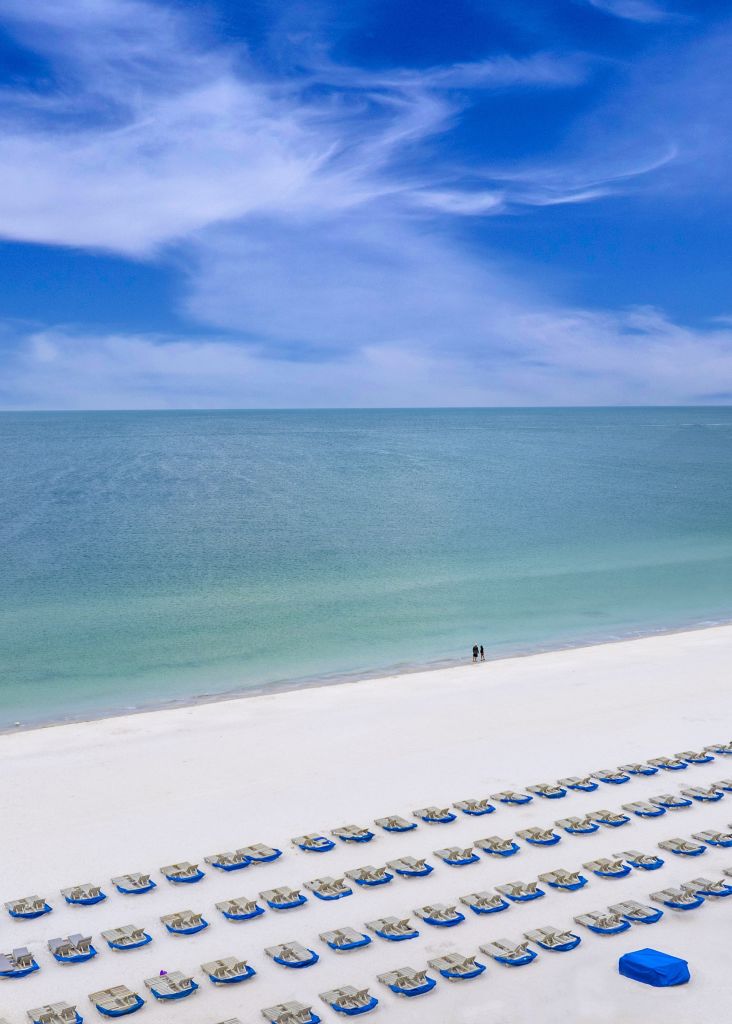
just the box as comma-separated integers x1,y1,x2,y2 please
428,952,486,980
589,809,630,827
265,941,319,968
556,816,599,836
682,877,732,898
648,755,687,771
573,910,630,935
517,826,560,846
453,798,495,816
386,855,433,877
160,910,209,934
677,749,714,764
61,884,106,906
345,865,393,886
558,776,598,792
366,916,419,941
615,849,664,870
692,829,732,847
592,769,630,785
524,926,581,951
609,900,664,924
101,925,152,950
292,834,335,853
527,783,567,799
88,985,144,1017
238,843,282,862
650,793,692,809
202,957,256,984
705,742,732,755
111,873,155,895
260,886,307,910
320,927,371,951
491,790,532,805
374,815,416,833
160,861,205,884
215,896,264,920
623,801,666,818
27,1003,82,1024
304,876,353,901
479,939,537,966
496,880,545,902
658,837,706,857
651,887,705,910
261,1002,320,1024
460,890,509,914
434,846,479,866
331,825,374,843
5,895,51,919
205,850,251,870
377,967,436,997
713,778,732,791
144,971,198,1001
414,903,465,927
0,946,39,977
583,857,631,879
319,986,378,1015
412,806,456,823
48,934,97,963
474,835,520,856
618,762,658,776
681,785,724,802
538,869,587,891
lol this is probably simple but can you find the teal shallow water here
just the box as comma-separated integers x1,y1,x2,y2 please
1,408,731,728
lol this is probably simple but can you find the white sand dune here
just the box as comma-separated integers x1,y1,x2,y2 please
2,625,732,1024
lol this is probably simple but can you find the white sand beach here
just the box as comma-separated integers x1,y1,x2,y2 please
2,625,732,1024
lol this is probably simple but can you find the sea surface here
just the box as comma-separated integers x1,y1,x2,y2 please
1,408,732,728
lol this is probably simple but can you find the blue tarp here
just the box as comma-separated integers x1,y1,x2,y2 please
618,948,690,987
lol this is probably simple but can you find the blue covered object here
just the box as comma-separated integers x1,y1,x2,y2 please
618,948,690,987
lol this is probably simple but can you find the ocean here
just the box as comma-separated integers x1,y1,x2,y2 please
1,407,731,728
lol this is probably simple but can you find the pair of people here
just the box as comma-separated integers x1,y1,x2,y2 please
472,643,485,662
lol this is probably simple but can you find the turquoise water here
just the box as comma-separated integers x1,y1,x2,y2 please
1,408,731,728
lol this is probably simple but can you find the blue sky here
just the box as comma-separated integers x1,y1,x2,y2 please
0,0,731,407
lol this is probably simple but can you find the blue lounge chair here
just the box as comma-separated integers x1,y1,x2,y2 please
683,877,732,898
28,1003,82,1024
0,947,39,977
414,903,465,927
610,900,664,924
378,967,436,996
705,742,732,755
204,851,251,871
592,769,630,785
480,939,537,966
320,927,372,951
557,816,599,835
558,776,598,792
367,916,419,941
161,911,208,935
453,798,495,816
202,957,256,984
693,829,732,848
649,755,687,771
460,890,510,914
584,858,631,879
262,1002,320,1024
527,783,567,799
320,986,378,1015
261,887,307,910
475,836,520,857
658,838,706,857
616,850,664,871
525,927,581,951
517,827,561,846
386,856,433,877
539,869,587,891
574,911,631,935
144,972,198,1001
332,825,374,843
623,801,666,819
293,834,336,853
102,926,152,951
491,790,532,805
434,846,480,866
160,862,205,884
374,815,417,833
215,896,264,920
682,786,724,803
239,843,282,862
591,810,630,827
677,750,714,764
5,896,52,919
61,885,106,906
650,794,692,809
413,806,456,824
496,881,545,902
428,953,486,979
305,877,353,901
89,986,144,1017
345,866,393,887
619,763,658,777
49,935,97,964
651,888,704,910
112,874,156,896
266,942,319,968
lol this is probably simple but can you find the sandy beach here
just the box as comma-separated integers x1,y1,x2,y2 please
2,624,732,1024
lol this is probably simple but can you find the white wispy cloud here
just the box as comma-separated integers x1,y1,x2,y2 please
584,0,670,23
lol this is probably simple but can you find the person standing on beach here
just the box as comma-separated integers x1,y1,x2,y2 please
480,644,485,661
472,643,479,662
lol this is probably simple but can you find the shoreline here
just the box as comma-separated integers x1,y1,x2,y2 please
4,612,731,736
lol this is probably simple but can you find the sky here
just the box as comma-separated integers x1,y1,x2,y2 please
0,0,731,408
